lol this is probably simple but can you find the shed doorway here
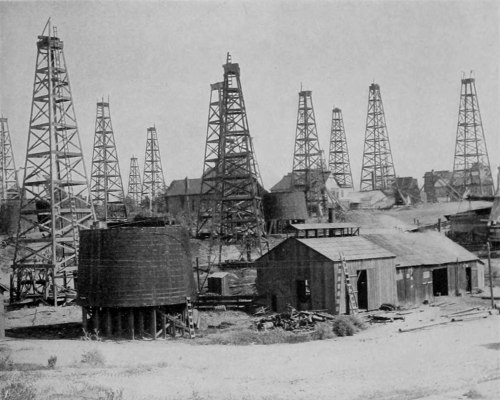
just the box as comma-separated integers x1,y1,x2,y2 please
357,270,368,310
432,268,448,296
465,267,472,292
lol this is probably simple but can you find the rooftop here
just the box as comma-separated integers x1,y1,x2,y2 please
296,236,395,262
362,231,480,267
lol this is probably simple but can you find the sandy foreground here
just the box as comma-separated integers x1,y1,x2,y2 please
1,302,500,400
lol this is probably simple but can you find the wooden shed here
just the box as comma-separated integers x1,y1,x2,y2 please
255,236,396,314
363,232,484,306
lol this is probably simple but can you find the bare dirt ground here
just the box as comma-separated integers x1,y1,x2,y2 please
1,296,499,400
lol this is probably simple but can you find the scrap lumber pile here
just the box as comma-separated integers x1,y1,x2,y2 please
255,307,335,332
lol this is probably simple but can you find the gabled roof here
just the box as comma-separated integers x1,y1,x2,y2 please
295,236,395,262
362,232,481,267
166,178,203,196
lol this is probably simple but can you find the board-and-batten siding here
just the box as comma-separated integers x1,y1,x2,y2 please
255,239,397,314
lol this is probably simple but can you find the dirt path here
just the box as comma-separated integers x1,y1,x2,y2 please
1,305,499,400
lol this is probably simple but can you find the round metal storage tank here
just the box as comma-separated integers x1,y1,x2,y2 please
263,191,308,221
77,226,195,308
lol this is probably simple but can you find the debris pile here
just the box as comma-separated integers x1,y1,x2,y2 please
255,307,335,332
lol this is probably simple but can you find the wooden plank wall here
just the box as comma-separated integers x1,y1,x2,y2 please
256,239,397,314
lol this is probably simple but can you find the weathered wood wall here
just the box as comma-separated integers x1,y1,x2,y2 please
256,238,397,314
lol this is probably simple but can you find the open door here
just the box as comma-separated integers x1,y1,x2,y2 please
357,270,368,310
432,268,449,296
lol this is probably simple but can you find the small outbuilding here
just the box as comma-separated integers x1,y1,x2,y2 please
363,232,484,305
255,236,396,314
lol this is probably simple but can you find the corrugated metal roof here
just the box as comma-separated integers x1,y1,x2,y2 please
296,236,395,261
362,232,480,267
291,223,360,230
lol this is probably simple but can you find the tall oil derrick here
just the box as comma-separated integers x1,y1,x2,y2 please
328,107,353,189
360,83,396,192
11,20,95,303
0,117,20,201
196,82,223,237
200,54,265,251
451,76,493,197
141,126,165,211
127,156,142,205
90,99,127,222
291,90,326,216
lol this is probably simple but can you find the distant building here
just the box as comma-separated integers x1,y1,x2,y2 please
363,232,484,305
165,177,204,220
394,177,421,205
423,170,453,202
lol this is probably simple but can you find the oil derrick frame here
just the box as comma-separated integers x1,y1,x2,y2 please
141,126,165,208
127,156,142,206
90,98,127,222
328,107,353,189
360,83,396,192
0,117,20,201
11,20,95,303
204,54,266,252
196,81,223,237
451,76,493,198
291,90,326,216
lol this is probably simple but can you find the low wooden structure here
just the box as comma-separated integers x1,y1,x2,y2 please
290,223,360,238
363,232,484,305
78,225,196,339
255,236,396,314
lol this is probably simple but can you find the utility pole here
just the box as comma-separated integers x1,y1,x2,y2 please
11,20,95,304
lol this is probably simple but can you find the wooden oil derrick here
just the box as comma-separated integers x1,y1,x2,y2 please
291,90,326,216
11,20,95,304
0,117,20,202
196,82,223,238
141,126,166,213
360,83,396,192
451,75,493,198
127,156,142,206
90,99,127,222
328,108,353,189
213,53,265,251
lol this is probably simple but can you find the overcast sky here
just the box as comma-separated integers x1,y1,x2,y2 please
0,0,499,191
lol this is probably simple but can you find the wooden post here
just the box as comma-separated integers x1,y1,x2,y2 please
488,242,495,309
150,308,157,340
116,309,122,338
196,257,200,292
170,314,176,338
437,218,441,232
82,307,88,331
128,308,135,340
138,309,144,338
162,313,167,339
0,292,5,338
94,308,100,334
106,308,112,337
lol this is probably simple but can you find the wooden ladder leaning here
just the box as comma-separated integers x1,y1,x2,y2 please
185,297,196,339
336,253,359,315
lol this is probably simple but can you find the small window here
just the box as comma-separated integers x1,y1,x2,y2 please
297,279,311,302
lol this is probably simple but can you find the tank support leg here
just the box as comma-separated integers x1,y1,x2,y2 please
128,308,135,340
